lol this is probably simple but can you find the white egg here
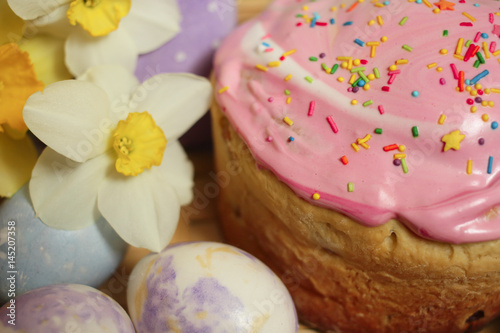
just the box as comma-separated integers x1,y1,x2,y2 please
127,241,298,333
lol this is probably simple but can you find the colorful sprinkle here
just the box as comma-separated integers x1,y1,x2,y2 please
347,182,354,192
256,64,268,72
326,116,339,133
462,12,476,22
305,76,314,83
383,144,399,152
375,128,383,134
467,159,473,175
283,117,294,126
330,63,339,74
488,156,494,174
438,114,447,124
312,193,321,200
341,156,349,165
402,44,413,52
218,86,229,94
401,158,409,174
450,63,459,79
470,70,489,85
354,39,365,46
455,38,464,54
412,126,419,137
308,101,315,116
458,71,465,92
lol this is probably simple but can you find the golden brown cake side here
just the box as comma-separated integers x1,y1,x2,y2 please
211,103,500,333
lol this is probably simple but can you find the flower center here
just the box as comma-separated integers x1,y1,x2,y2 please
112,112,167,177
67,0,131,37
83,0,101,7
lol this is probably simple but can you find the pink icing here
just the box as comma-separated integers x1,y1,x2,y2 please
214,0,500,244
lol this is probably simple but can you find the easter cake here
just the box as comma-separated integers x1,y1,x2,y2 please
212,0,500,332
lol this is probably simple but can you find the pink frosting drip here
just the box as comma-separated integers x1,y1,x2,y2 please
214,0,500,243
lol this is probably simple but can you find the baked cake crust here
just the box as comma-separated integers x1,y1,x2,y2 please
212,102,500,333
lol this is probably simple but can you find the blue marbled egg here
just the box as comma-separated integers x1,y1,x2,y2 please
128,241,298,333
0,184,128,305
0,284,135,332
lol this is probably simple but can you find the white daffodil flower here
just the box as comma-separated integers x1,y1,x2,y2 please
23,65,212,252
7,0,181,77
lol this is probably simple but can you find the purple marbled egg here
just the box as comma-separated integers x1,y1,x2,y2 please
127,241,298,333
135,0,237,148
0,284,134,333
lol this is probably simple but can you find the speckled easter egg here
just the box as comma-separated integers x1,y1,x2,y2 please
127,241,298,333
135,0,237,148
0,284,135,332
0,184,128,305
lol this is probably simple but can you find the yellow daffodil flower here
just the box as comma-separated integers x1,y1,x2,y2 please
7,0,181,77
0,43,43,197
0,2,72,197
23,65,212,252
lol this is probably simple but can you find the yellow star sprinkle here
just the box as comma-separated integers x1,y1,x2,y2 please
441,130,465,152
434,0,455,11
67,0,131,37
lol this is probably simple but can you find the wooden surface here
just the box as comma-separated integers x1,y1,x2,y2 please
102,1,500,331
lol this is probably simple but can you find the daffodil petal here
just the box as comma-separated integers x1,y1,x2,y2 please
78,64,138,121
18,34,72,85
23,80,112,162
7,0,71,20
65,28,137,77
29,147,112,229
120,0,181,54
154,141,194,206
129,73,212,142
0,133,37,197
97,168,181,252
29,4,75,39
1,0,25,44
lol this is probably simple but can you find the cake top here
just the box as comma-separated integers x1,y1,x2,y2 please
214,0,500,244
